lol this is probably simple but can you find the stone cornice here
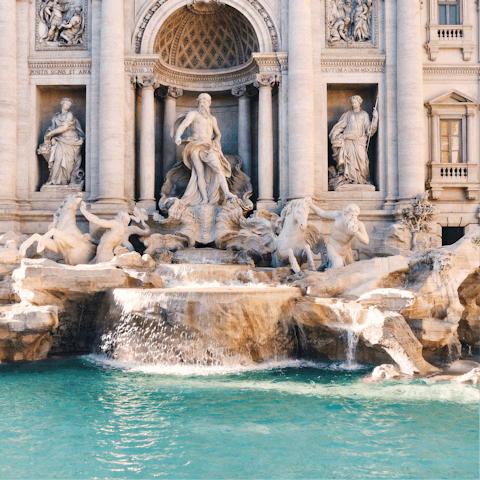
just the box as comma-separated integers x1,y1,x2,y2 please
423,65,480,76
321,57,385,73
153,56,260,91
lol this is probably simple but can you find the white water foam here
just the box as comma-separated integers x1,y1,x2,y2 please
84,353,340,375
82,354,479,404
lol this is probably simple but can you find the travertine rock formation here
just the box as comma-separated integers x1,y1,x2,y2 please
0,304,58,362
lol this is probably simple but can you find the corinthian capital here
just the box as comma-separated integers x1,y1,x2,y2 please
164,86,184,99
137,75,161,89
231,86,247,98
254,74,280,89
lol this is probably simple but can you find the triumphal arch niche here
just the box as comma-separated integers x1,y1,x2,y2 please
133,0,286,213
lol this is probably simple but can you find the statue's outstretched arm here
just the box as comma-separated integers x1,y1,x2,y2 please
80,202,113,229
310,202,339,220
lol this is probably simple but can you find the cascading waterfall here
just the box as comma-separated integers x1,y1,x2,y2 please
97,281,302,368
326,301,385,368
99,289,245,366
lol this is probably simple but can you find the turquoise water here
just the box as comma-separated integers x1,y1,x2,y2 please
0,356,478,480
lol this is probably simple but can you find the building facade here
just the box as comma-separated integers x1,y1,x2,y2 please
0,0,479,244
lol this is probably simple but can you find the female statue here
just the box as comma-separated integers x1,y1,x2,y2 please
38,98,85,187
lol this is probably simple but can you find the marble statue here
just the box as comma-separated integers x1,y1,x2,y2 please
328,95,378,189
270,198,324,273
79,203,132,264
328,0,353,43
58,7,85,45
352,0,372,42
38,0,85,46
327,0,372,44
173,93,236,206
37,98,85,187
121,207,151,253
19,193,96,265
309,203,369,269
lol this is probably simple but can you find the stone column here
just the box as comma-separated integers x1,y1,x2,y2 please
137,77,158,214
88,0,102,202
0,0,17,208
384,0,398,207
162,87,183,177
255,74,277,210
124,75,136,207
397,0,425,200
288,0,315,200
97,0,127,207
232,86,252,179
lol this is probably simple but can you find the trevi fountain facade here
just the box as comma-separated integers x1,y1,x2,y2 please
0,0,479,382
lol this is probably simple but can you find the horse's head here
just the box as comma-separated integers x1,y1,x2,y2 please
63,192,83,211
292,198,310,231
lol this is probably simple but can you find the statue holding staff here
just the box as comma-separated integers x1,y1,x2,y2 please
329,94,378,189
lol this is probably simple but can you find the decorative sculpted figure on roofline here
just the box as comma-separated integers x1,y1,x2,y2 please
328,95,378,190
173,93,236,206
37,98,85,189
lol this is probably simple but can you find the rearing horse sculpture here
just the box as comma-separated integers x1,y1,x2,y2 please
20,193,96,265
270,197,325,273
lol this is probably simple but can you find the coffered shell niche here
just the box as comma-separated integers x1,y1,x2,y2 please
136,0,282,92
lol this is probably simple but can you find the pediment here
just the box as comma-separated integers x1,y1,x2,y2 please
426,90,478,107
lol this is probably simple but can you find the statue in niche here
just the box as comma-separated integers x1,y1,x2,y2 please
309,203,369,269
38,0,85,47
352,0,372,42
328,95,378,189
327,0,373,44
173,93,236,206
37,98,85,188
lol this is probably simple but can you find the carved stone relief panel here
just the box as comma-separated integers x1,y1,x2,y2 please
36,0,87,51
326,0,377,48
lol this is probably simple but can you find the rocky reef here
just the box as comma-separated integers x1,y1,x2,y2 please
0,226,478,381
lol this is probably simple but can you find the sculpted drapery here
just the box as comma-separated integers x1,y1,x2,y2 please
173,93,235,206
40,98,85,186
180,139,232,206
329,95,378,186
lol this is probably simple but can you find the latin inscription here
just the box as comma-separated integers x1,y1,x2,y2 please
29,69,91,75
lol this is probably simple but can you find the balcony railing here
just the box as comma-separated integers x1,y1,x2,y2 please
436,26,464,41
425,24,474,61
428,163,479,200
